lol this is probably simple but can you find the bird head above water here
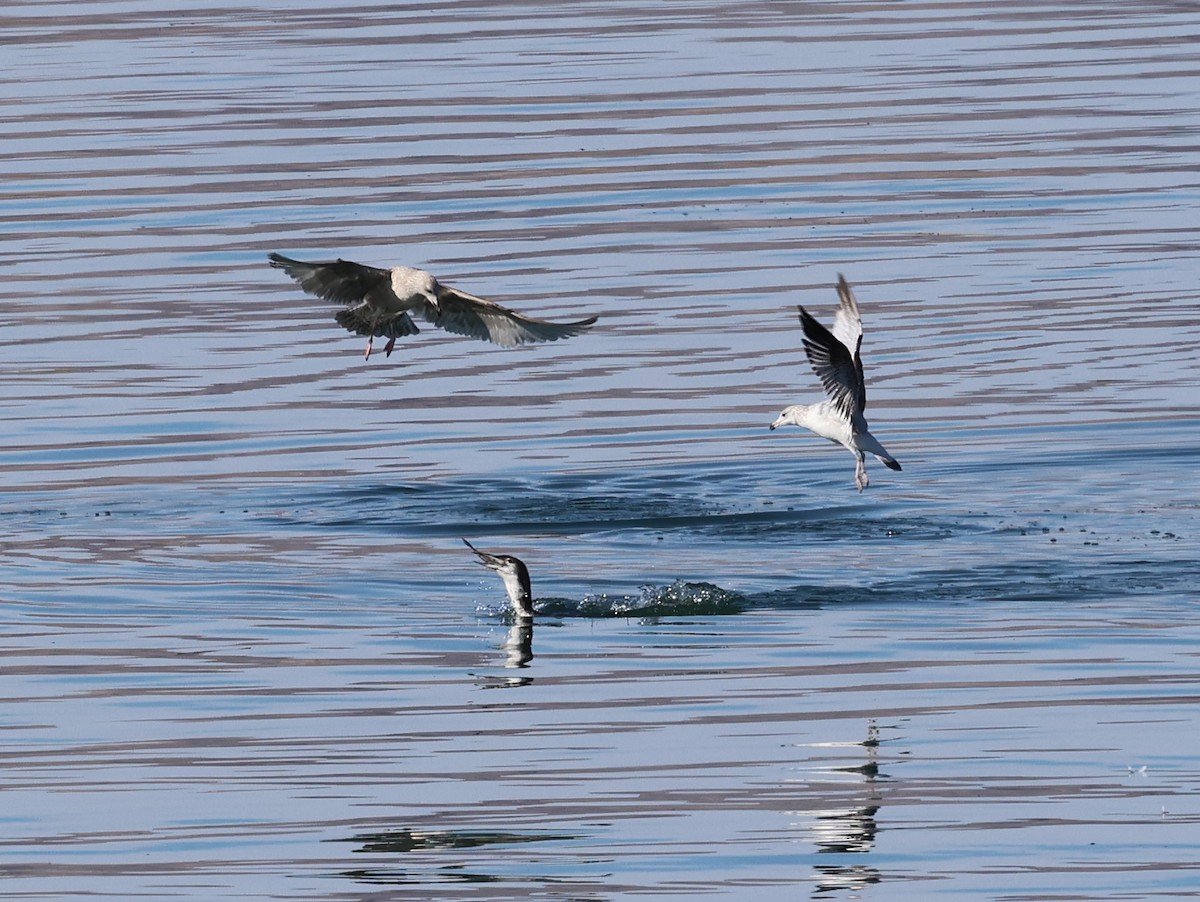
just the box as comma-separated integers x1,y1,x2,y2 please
462,538,534,619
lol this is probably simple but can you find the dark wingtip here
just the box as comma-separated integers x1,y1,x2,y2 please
564,315,599,332
797,306,820,329
267,252,286,266
885,459,902,472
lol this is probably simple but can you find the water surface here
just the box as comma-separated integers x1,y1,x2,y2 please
2,1,1199,899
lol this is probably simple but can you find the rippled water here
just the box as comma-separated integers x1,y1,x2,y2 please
3,2,1199,899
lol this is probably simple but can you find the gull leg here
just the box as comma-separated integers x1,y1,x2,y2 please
855,452,869,492
364,336,374,360
384,336,397,356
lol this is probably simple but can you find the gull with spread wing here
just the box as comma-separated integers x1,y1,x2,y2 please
268,253,598,359
770,275,901,492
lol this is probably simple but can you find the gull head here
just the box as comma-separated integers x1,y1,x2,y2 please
390,266,441,309
770,405,809,431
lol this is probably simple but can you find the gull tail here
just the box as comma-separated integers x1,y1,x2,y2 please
876,452,902,472
335,305,419,340
858,430,902,472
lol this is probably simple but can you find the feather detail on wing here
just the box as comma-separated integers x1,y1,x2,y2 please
834,274,867,412
799,305,865,421
431,285,599,348
268,253,391,306
832,274,863,352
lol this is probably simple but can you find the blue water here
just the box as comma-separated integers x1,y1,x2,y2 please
3,1,1200,899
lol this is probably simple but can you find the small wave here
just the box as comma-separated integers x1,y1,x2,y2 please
535,580,748,618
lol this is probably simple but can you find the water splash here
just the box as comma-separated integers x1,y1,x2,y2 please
538,579,748,618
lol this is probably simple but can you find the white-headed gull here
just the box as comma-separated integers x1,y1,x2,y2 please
269,253,598,360
770,275,901,492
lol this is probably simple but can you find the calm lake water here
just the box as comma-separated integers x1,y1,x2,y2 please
3,1,1199,899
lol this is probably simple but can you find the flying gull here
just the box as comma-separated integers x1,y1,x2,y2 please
770,274,901,492
268,253,598,359
463,538,534,619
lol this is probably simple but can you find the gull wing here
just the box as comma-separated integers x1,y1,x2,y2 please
432,284,598,348
268,253,392,306
834,274,867,412
831,274,864,354
799,305,865,421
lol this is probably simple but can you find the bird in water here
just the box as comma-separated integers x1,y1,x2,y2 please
268,253,599,360
770,275,902,492
463,538,534,619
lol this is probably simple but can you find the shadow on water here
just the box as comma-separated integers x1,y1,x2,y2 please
337,827,582,888
276,469,970,543
332,726,887,895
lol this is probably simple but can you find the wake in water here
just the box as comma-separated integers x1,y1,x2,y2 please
464,538,748,619
558,580,748,617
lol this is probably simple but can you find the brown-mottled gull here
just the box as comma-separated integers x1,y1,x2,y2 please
269,253,598,359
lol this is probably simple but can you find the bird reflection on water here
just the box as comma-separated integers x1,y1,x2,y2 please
502,621,533,669
794,720,885,896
